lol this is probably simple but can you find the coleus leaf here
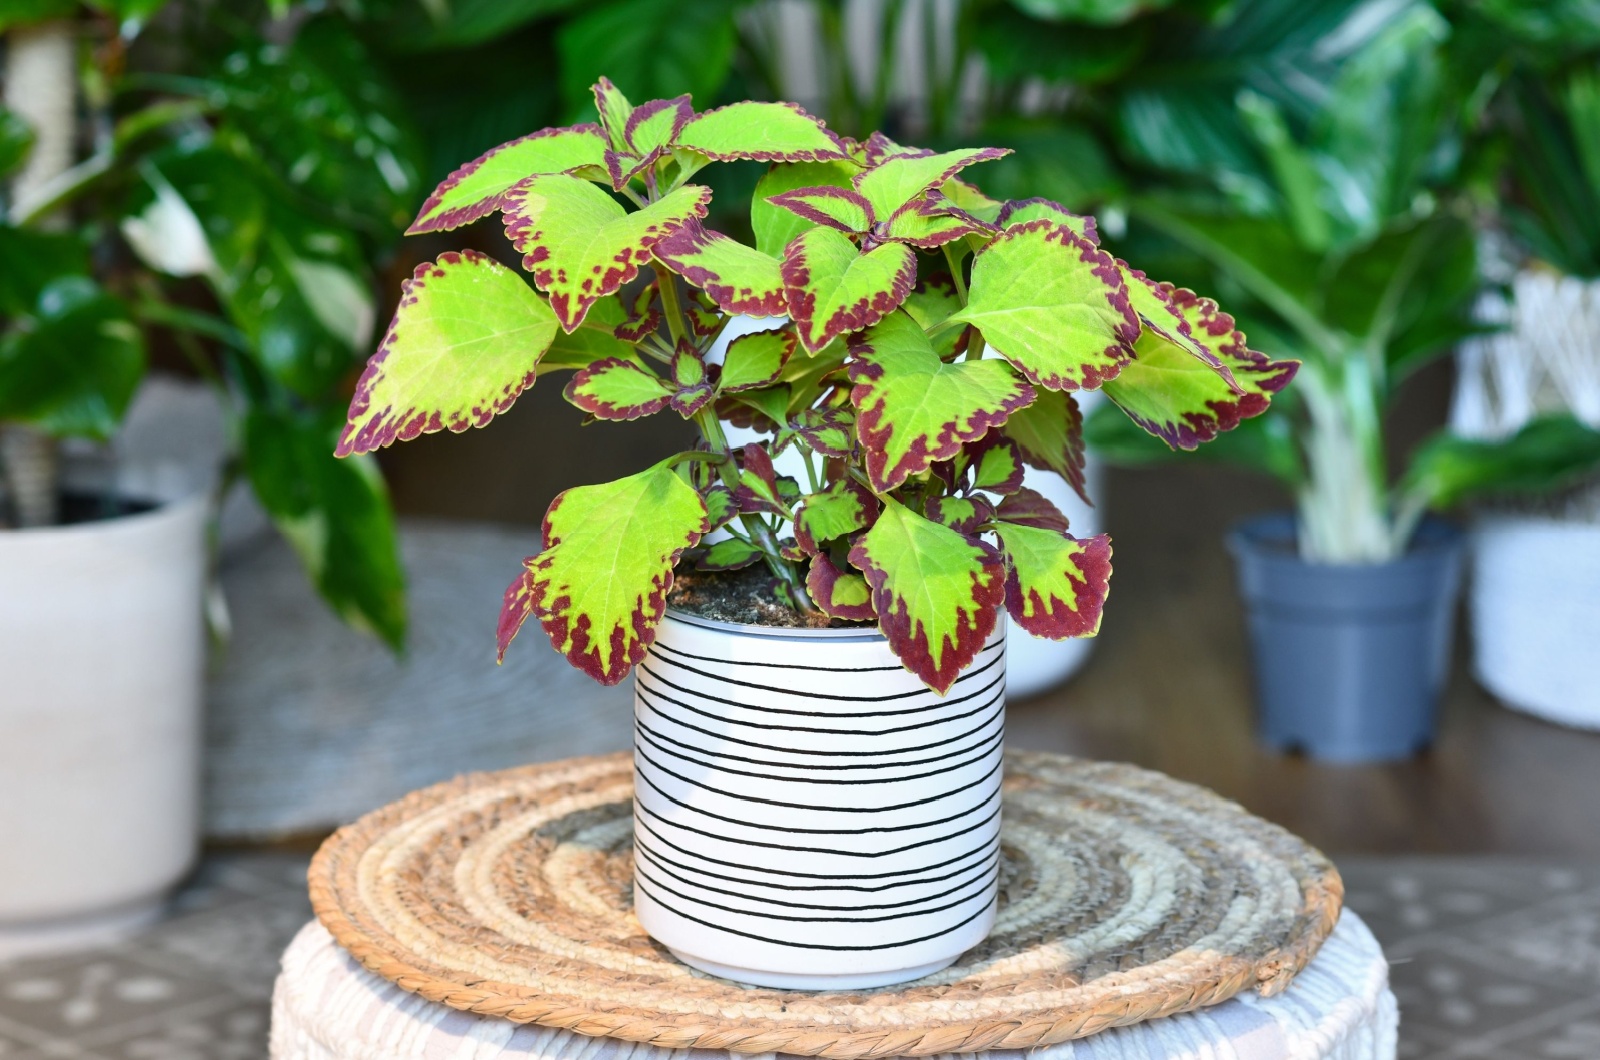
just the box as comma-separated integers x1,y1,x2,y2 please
497,461,708,683
926,494,993,534
719,328,795,392
337,250,556,457
502,173,710,331
768,186,875,233
614,282,662,342
702,483,738,531
407,125,607,235
734,442,786,515
1002,388,1089,505
970,433,1025,494
695,537,764,572
668,343,714,416
852,147,1010,219
995,197,1098,245
652,220,786,317
684,288,724,338
993,524,1112,640
807,552,876,622
847,498,1006,693
676,101,850,163
593,76,634,151
901,273,965,358
751,160,859,257
881,198,995,249
794,479,875,554
625,95,692,155
950,219,1139,391
846,310,1035,492
941,178,1004,224
792,404,853,457
1100,287,1298,449
563,357,674,420
1118,263,1237,389
537,295,640,374
781,226,916,353
995,487,1070,532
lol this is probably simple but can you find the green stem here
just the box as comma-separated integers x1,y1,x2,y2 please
655,267,688,346
943,243,968,302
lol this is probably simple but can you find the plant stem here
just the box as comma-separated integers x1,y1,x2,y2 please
943,244,968,303
655,267,687,346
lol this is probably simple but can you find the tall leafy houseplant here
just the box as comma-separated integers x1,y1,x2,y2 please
339,78,1295,692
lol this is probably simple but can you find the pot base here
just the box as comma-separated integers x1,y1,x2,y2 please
0,895,165,961
668,948,957,990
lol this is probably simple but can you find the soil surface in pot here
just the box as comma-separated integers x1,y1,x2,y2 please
669,565,869,629
7,492,156,528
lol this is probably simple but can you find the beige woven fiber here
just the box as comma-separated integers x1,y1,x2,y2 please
308,751,1343,1059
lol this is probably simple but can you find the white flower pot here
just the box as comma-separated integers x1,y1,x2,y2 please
0,492,207,958
632,611,1005,989
1470,514,1600,729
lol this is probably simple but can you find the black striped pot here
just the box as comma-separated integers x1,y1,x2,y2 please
632,610,1006,989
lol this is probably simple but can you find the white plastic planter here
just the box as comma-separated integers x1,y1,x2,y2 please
632,611,1005,989
1470,514,1600,729
0,492,207,958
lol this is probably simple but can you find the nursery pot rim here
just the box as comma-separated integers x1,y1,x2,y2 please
0,488,206,541
1226,511,1464,570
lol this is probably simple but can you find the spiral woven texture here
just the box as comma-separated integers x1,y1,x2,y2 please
308,751,1343,1059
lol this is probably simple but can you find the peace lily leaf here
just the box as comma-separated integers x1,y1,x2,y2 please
995,197,1098,244
926,494,993,534
614,282,662,342
593,77,634,150
882,199,995,249
852,147,1010,219
408,125,607,235
677,101,849,162
696,538,764,572
995,487,1071,532
994,524,1112,640
807,552,876,621
499,462,708,682
1118,263,1237,389
970,433,1025,494
563,357,675,420
768,186,875,233
781,227,916,354
950,219,1139,391
653,220,786,317
847,498,1006,693
337,251,557,457
1002,388,1089,505
719,329,795,392
794,479,874,554
752,160,859,257
0,280,144,440
538,295,639,374
1101,287,1297,449
847,311,1035,492
625,95,692,155
503,174,710,331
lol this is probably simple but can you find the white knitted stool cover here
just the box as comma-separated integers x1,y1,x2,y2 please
269,913,1396,1060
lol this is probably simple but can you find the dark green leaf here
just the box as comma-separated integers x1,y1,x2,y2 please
0,225,88,318
977,8,1148,86
1083,395,1304,486
556,0,744,119
0,280,145,439
0,107,34,180
1401,415,1600,510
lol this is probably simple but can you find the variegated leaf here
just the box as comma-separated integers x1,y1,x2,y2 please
1101,287,1298,449
614,282,662,342
652,220,786,317
498,462,708,682
950,220,1138,391
593,77,634,150
994,524,1111,640
847,311,1035,492
563,357,674,420
926,494,993,534
996,197,1098,244
625,95,692,155
794,479,874,554
751,160,859,257
807,552,876,621
677,101,849,162
734,442,785,515
941,178,1003,224
702,483,738,530
1002,388,1089,505
503,174,710,331
337,251,555,457
768,186,874,234
970,433,1025,494
882,197,995,249
901,273,965,358
696,537,763,571
781,226,916,353
792,404,853,456
847,498,1005,693
1118,262,1236,388
852,147,1010,219
407,125,607,235
995,487,1070,532
685,288,723,337
537,295,639,374
719,329,795,392
669,344,714,416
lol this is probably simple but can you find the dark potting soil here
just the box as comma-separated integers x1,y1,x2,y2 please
24,492,157,527
669,564,870,630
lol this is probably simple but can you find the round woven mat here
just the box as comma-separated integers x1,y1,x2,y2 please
309,751,1342,1059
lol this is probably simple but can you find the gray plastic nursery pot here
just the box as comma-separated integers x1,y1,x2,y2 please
1227,514,1465,764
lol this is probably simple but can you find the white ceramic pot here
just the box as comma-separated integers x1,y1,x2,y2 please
632,611,1005,989
0,492,207,958
1470,514,1600,729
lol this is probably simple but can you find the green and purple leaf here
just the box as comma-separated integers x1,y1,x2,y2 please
407,125,607,235
781,226,916,353
676,101,849,163
995,198,1098,245
614,282,662,342
950,220,1138,392
685,288,724,337
503,174,710,331
768,186,874,233
563,357,674,420
847,311,1035,492
497,462,708,682
625,95,692,155
734,442,786,515
926,494,993,534
995,487,1070,532
994,525,1111,640
792,404,853,457
807,552,876,621
702,483,738,531
593,77,634,150
337,250,556,457
669,344,714,416
847,498,1006,693
881,197,995,249
794,479,874,554
901,273,965,358
1002,388,1089,505
719,328,795,392
1118,263,1237,389
852,147,1010,219
751,160,859,257
652,220,787,317
969,433,1025,494
696,538,764,571
537,295,639,374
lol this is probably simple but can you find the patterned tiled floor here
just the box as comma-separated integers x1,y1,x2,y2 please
0,855,1595,1059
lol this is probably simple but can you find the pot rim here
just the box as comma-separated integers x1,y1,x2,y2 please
663,607,889,641
0,488,207,541
1227,511,1463,570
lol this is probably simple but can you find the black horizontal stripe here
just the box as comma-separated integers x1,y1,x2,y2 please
642,647,1004,709
634,877,995,951
634,672,1005,736
634,722,1002,786
635,768,1001,837
635,684,1005,758
650,637,1003,675
635,743,1003,814
634,859,994,923
633,796,1001,859
633,816,1000,884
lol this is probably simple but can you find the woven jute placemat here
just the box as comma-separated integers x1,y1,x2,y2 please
308,751,1342,1059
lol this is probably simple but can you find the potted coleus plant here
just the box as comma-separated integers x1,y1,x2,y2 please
340,78,1293,989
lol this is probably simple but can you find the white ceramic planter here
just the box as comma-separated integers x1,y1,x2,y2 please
1470,514,1600,729
0,492,207,958
632,611,1005,989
